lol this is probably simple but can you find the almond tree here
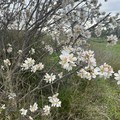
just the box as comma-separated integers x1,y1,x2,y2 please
0,0,119,119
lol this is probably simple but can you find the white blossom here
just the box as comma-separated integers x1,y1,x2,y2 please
73,24,84,34
80,50,96,67
91,67,100,78
7,47,13,53
42,105,51,116
48,93,61,107
77,68,91,80
77,67,99,80
29,48,35,55
88,57,96,68
44,73,56,83
63,46,74,53
97,63,114,79
31,65,38,73
31,63,44,73
84,71,92,80
84,30,91,39
20,108,28,116
17,50,22,54
37,63,44,70
107,35,118,45
58,72,63,79
4,59,11,66
30,102,38,113
21,58,35,70
6,43,13,54
59,50,77,71
114,70,120,85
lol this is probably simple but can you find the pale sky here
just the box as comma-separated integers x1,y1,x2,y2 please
25,0,120,14
100,0,120,14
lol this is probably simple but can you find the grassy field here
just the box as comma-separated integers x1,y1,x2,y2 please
89,38,120,71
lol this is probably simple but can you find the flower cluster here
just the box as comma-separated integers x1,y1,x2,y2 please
48,93,61,107
77,67,99,80
44,73,56,83
21,58,35,70
63,46,75,53
73,24,91,39
59,49,77,71
77,63,114,80
29,102,38,113
80,50,96,68
42,93,61,115
21,58,44,72
42,105,51,115
107,35,118,45
20,102,38,117
97,63,114,79
20,108,28,116
19,93,61,117
31,63,44,73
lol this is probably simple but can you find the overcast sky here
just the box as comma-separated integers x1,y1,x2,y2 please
25,0,120,14
100,0,120,14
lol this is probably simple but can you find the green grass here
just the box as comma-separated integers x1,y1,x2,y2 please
89,38,120,71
